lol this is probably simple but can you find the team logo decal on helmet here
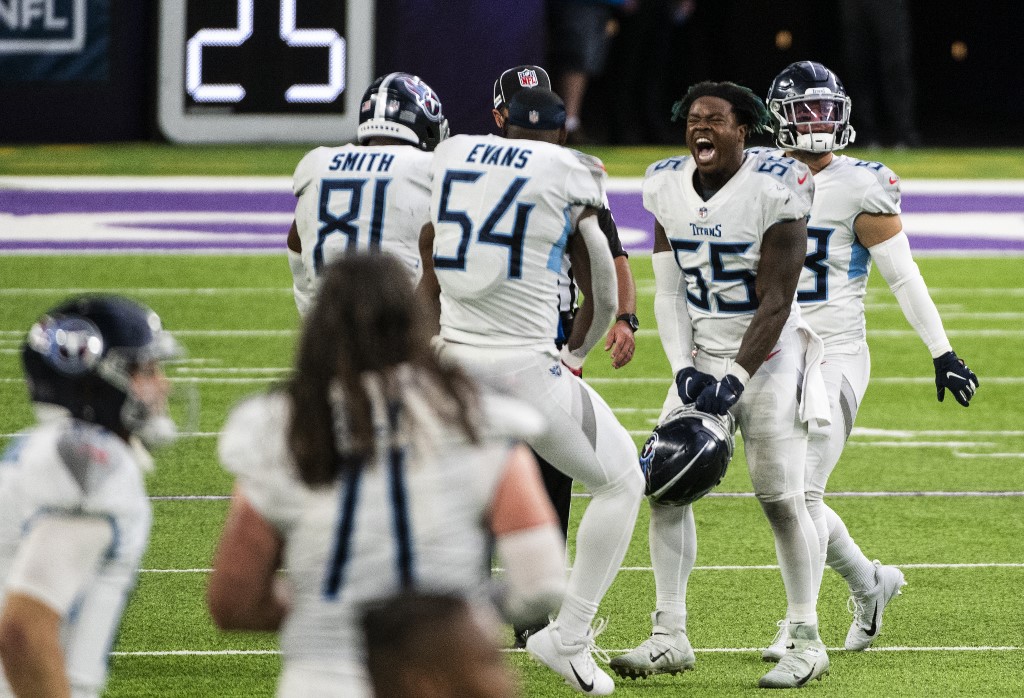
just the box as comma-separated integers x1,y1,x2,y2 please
639,406,735,506
400,76,443,122
22,295,187,449
358,72,449,151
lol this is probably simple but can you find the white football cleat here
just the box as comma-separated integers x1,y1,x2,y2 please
761,619,789,663
845,560,907,651
609,612,696,679
526,619,615,695
758,623,829,689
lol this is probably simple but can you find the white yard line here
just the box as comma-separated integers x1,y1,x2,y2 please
139,562,1024,575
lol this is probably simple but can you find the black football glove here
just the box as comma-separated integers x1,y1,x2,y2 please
933,350,978,407
695,374,745,415
675,366,716,404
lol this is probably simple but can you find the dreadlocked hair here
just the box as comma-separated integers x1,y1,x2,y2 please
287,253,479,487
671,81,773,138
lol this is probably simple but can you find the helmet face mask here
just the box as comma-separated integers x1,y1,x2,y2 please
357,72,449,151
22,296,185,449
768,61,856,153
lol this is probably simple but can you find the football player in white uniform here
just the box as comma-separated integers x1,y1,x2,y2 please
491,64,639,649
609,81,832,689
0,296,182,698
419,87,644,695
287,72,449,315
759,61,979,659
208,254,567,698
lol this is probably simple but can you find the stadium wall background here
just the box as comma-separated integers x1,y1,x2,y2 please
0,0,1019,146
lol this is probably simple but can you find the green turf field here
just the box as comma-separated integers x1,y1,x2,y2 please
2,143,1024,178
0,251,1020,697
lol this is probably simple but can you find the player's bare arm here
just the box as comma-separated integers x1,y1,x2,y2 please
416,222,442,337
605,255,637,368
854,211,903,247
287,220,301,252
0,594,70,697
734,217,807,376
208,487,289,632
565,224,593,354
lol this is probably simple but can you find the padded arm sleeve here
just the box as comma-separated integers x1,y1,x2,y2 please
565,215,617,362
6,516,114,615
652,251,695,375
494,524,566,627
870,232,952,357
288,249,316,317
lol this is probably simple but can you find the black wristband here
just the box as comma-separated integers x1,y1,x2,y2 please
616,313,639,333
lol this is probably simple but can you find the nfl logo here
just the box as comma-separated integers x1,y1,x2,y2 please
698,206,709,220
529,110,540,125
518,69,539,88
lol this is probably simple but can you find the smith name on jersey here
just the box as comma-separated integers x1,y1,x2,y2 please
429,134,605,351
643,149,814,357
293,144,433,282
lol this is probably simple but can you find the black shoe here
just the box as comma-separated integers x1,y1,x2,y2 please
513,622,548,649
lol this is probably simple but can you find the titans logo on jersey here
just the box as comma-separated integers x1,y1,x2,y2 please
643,148,814,356
292,144,433,284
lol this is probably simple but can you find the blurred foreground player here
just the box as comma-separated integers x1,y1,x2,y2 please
0,296,182,698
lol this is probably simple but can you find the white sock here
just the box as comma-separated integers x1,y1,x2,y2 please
759,493,819,626
649,501,696,621
824,504,877,593
804,495,830,598
556,471,642,641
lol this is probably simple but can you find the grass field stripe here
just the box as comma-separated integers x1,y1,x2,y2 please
848,441,998,448
139,562,1024,575
173,367,289,374
108,645,1024,657
110,646,284,650
4,375,1022,385
138,491,1024,502
2,285,1022,297
954,451,1024,458
150,495,230,501
0,288,290,296
3,327,1022,339
853,428,1024,437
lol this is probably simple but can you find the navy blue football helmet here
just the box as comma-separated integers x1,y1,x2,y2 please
358,72,449,151
767,61,855,153
639,406,734,506
22,296,183,447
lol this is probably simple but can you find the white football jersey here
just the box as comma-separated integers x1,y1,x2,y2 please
792,154,901,346
429,134,604,351
218,383,541,677
0,417,151,697
292,144,433,286
644,149,814,357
